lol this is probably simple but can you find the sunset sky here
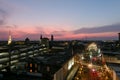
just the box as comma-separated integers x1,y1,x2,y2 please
0,0,120,40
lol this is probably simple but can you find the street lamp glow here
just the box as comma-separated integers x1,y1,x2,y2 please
81,56,84,60
88,63,92,68
92,68,95,72
90,55,92,59
98,49,101,54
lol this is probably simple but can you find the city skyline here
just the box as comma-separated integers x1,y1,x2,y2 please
0,0,120,40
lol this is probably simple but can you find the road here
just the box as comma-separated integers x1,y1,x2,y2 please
73,62,114,80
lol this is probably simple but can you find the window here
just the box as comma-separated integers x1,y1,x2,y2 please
30,63,32,67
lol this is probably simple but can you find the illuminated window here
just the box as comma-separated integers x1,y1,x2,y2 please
30,69,32,72
30,63,32,67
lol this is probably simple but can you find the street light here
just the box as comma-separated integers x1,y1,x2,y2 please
92,68,95,72
88,63,92,68
81,56,84,60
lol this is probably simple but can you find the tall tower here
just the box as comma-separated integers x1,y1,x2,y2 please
40,35,42,44
49,35,54,49
40,35,42,40
51,35,54,41
8,30,12,45
118,33,120,41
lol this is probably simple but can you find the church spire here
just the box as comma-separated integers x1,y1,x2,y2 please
8,30,12,45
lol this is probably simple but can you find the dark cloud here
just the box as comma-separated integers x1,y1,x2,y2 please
86,36,117,40
0,1,12,26
0,9,7,25
5,25,18,28
51,30,66,36
74,23,120,34
35,26,65,37
35,26,46,34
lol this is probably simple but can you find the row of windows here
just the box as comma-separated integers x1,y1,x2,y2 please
0,46,48,70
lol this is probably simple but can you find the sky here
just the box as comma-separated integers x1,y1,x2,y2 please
0,0,120,40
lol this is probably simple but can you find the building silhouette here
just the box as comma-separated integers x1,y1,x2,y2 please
25,37,30,45
118,33,120,41
49,35,54,48
41,38,49,48
39,35,43,44
40,35,42,40
51,34,54,41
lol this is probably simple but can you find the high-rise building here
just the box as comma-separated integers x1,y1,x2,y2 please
49,35,54,48
40,35,42,40
39,35,43,44
41,38,49,48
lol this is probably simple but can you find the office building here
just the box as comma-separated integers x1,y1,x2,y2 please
118,33,120,41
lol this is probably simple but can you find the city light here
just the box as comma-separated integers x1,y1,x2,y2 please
88,63,92,68
92,68,95,72
68,58,74,70
87,43,98,51
0,0,119,80
81,56,84,60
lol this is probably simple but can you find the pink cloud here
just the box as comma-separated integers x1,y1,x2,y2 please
55,32,118,40
0,24,119,41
